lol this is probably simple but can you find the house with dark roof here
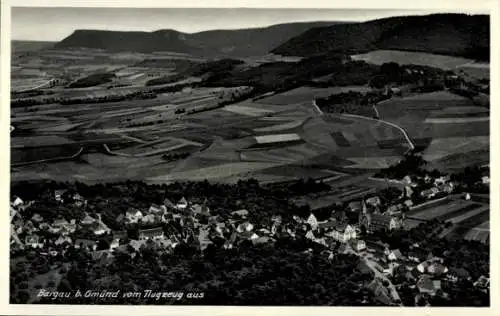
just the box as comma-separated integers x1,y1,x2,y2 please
366,279,392,305
74,239,98,251
446,267,471,283
348,201,362,212
417,275,441,295
367,213,403,232
138,227,165,240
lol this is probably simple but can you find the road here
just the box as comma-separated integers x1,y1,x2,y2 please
346,248,401,304
362,252,401,303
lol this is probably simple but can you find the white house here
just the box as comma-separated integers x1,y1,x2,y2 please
126,209,143,224
236,221,254,233
11,196,24,208
326,224,357,243
176,197,188,210
306,213,319,230
54,189,68,203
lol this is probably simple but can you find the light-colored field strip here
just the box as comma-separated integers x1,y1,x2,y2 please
223,104,275,117
255,133,301,144
423,136,489,161
146,162,280,182
253,120,304,132
425,117,490,124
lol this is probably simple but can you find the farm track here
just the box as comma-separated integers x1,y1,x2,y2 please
341,113,415,151
11,147,84,167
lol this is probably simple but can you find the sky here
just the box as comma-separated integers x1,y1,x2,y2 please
11,7,490,42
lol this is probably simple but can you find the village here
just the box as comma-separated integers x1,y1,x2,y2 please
9,164,490,305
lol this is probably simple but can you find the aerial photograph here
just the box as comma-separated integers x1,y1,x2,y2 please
9,6,490,306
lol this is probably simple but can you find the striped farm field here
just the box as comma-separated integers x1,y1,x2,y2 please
423,136,489,161
424,117,489,124
146,161,282,182
256,86,371,105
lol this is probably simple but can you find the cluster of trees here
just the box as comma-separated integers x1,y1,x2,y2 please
369,62,446,90
146,74,187,86
201,54,380,94
67,73,116,88
374,152,427,180
315,90,390,116
30,239,376,305
11,91,157,108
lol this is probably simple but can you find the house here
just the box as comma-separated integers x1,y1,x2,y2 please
81,214,97,226
176,197,188,210
10,208,21,223
387,249,404,261
473,275,490,290
403,186,414,198
407,249,427,263
54,189,68,203
113,230,127,239
31,213,44,223
481,176,490,184
464,192,471,200
446,267,471,283
441,182,455,194
141,214,157,225
11,196,24,207
386,204,405,215
306,213,318,230
91,250,112,263
252,236,271,245
348,201,362,212
109,238,121,251
417,275,441,295
402,175,413,186
349,239,366,252
417,260,448,276
91,221,111,236
148,204,164,214
421,187,440,199
231,209,249,218
25,235,43,248
305,230,316,241
125,208,143,224
54,236,72,246
337,242,353,254
129,239,147,252
364,213,404,232
318,221,337,231
366,196,381,208
163,198,176,209
73,193,86,207
366,279,392,305
223,232,238,249
74,239,98,251
403,199,413,207
138,227,165,240
435,175,450,186
236,221,254,233
326,223,357,243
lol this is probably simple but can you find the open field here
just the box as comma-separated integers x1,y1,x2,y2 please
407,200,483,221
351,50,490,79
255,86,371,105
